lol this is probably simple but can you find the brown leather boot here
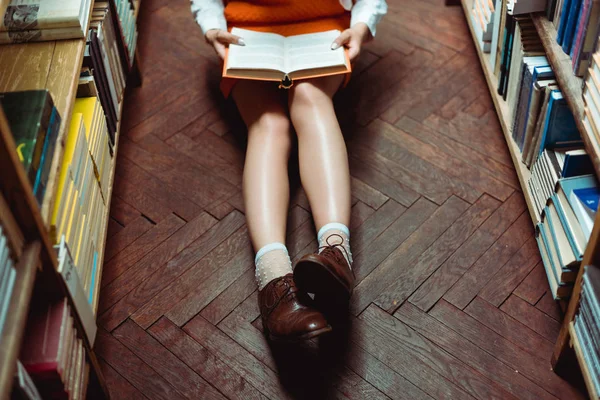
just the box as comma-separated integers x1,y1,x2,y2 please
294,245,355,304
258,274,332,341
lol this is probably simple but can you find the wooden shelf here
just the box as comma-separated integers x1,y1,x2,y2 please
569,322,600,399
460,0,540,225
0,106,110,398
532,15,600,179
0,40,86,226
0,241,40,400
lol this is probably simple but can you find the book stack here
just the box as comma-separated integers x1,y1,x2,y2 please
50,97,111,306
0,225,16,340
573,265,600,393
550,0,600,76
0,0,93,43
584,44,600,147
112,0,139,65
20,298,87,400
84,4,129,143
530,160,598,298
0,90,61,206
471,0,495,52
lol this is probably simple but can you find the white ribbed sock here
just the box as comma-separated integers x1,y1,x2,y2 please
255,242,293,291
318,222,353,268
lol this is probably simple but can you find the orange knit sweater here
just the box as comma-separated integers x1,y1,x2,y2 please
224,0,350,36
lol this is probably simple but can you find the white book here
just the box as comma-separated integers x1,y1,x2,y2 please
225,28,350,85
0,0,88,31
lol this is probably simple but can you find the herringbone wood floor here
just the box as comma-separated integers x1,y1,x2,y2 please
96,0,588,398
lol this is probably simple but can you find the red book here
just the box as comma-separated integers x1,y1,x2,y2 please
20,298,71,384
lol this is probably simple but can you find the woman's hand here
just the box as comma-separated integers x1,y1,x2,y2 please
331,23,371,62
205,29,245,60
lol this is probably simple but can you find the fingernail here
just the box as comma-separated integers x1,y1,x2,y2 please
238,38,246,46
331,42,340,50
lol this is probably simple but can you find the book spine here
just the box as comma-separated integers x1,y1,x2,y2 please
575,1,600,76
557,0,573,45
571,0,590,65
562,0,582,53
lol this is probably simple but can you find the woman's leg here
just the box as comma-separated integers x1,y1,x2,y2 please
233,80,331,341
289,76,355,302
287,75,351,230
232,80,292,252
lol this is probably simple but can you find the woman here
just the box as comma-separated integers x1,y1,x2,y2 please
191,0,387,341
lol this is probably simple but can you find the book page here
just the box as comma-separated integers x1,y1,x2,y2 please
227,28,286,72
285,30,347,73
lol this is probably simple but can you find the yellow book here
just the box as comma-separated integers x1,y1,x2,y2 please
73,97,98,151
75,213,87,269
65,189,80,249
51,114,84,237
58,179,75,240
54,167,73,243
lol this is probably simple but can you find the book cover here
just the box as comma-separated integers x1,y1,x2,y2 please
0,90,53,188
552,193,587,259
563,149,594,177
572,186,599,237
539,91,581,153
225,28,352,85
522,80,556,161
561,174,598,239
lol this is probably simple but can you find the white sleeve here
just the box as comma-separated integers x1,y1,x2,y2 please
190,0,228,34
350,0,388,37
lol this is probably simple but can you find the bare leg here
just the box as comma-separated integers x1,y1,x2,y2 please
288,75,351,230
232,80,292,251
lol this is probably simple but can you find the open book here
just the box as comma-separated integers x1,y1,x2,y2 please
224,28,351,87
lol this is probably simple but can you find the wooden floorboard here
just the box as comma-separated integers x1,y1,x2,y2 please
96,0,588,398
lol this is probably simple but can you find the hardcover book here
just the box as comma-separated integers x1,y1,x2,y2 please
224,28,351,87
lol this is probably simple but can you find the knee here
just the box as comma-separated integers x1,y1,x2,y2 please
249,112,292,151
290,81,330,110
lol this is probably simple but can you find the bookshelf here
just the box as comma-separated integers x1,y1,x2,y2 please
458,0,600,395
0,108,110,398
0,0,140,397
459,0,540,225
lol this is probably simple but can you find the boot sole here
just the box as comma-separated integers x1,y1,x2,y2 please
294,258,352,305
267,325,333,342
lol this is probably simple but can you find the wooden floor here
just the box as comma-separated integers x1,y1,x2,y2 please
96,0,588,398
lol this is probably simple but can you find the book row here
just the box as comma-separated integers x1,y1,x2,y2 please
0,0,138,47
19,297,88,400
0,225,16,341
574,265,600,394
474,0,600,77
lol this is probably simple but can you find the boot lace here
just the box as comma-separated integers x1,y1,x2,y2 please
318,234,350,266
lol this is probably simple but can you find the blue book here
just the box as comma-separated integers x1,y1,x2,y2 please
558,0,573,45
562,174,598,239
539,91,581,154
32,106,61,205
541,207,578,283
545,203,580,272
515,64,553,149
535,226,573,299
551,194,585,260
563,150,594,177
562,0,582,53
